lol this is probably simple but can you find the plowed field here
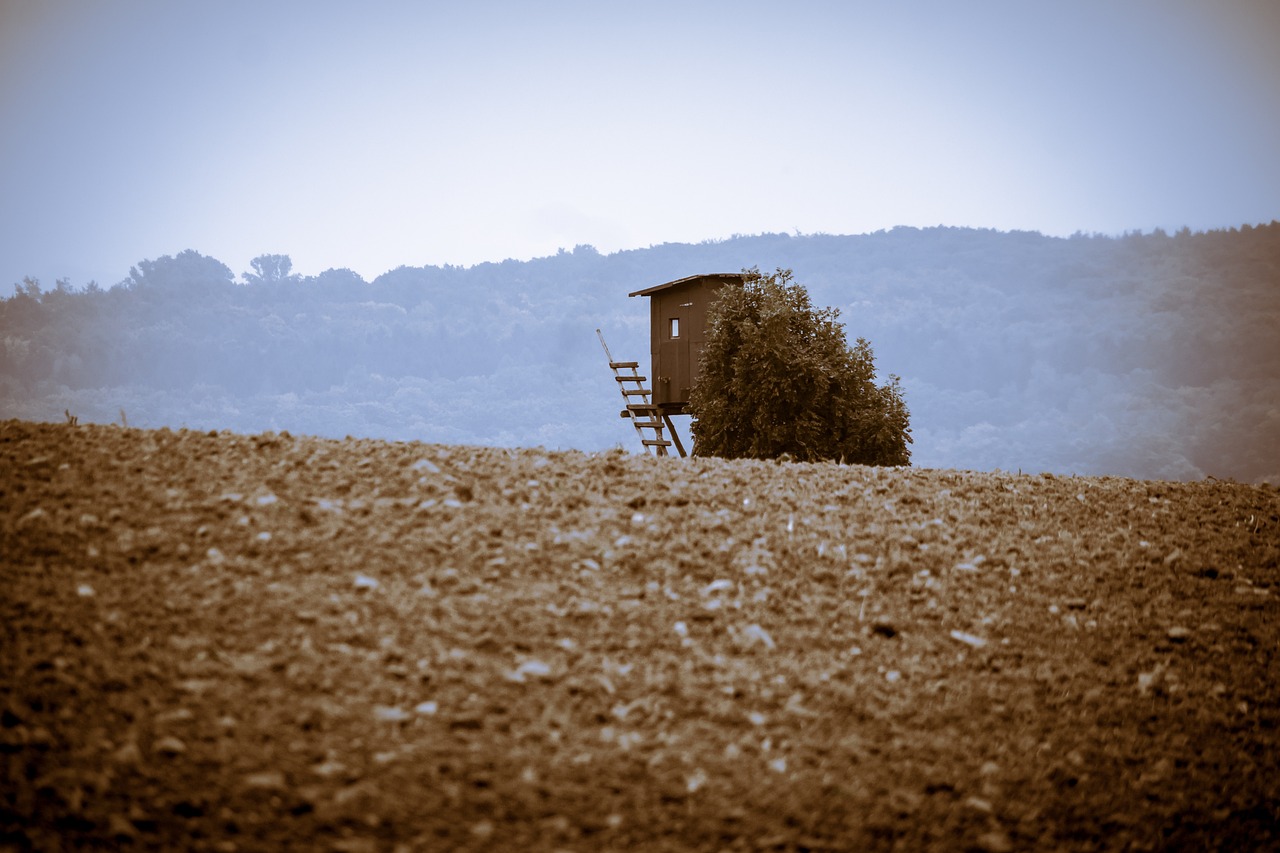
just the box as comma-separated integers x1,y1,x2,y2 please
2,420,1278,851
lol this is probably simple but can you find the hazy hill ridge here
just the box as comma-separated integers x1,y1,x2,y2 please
2,225,1277,482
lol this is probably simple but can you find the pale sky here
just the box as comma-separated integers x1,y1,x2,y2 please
2,0,1278,288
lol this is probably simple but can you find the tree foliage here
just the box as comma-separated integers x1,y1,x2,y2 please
125,249,235,294
689,267,911,465
243,254,298,286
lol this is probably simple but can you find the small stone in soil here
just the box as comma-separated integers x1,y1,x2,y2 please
965,796,994,812
506,653,552,681
742,623,776,650
106,814,138,840
154,736,187,756
373,706,410,722
312,760,349,779
113,740,143,766
975,829,1014,853
243,770,287,790
950,629,988,648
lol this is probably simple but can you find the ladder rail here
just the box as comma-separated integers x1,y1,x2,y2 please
597,328,670,457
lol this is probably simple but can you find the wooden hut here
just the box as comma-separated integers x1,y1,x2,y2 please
627,272,746,414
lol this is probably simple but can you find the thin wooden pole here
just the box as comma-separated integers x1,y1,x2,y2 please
662,413,687,458
595,328,616,363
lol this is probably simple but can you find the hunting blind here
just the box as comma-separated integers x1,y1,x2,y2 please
598,272,746,457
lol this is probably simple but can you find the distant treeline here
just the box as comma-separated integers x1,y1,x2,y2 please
2,224,1278,482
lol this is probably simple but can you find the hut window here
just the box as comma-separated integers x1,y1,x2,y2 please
670,317,680,338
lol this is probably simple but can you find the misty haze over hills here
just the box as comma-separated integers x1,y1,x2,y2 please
2,225,1277,484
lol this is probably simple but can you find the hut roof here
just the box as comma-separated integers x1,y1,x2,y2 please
627,272,746,298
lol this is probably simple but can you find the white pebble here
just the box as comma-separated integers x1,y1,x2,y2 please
702,579,733,596
742,623,775,650
949,630,988,649
508,659,553,682
373,705,410,722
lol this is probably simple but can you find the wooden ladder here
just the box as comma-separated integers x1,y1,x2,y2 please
596,329,672,456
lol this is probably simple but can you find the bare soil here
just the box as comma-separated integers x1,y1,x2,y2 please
2,420,1278,852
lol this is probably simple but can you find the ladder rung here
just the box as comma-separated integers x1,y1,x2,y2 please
609,361,639,369
615,375,648,383
642,439,672,447
621,388,653,396
631,420,663,428
627,403,659,412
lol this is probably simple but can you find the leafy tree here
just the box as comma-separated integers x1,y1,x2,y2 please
125,250,235,293
243,254,298,286
306,267,368,301
13,276,43,300
689,267,911,465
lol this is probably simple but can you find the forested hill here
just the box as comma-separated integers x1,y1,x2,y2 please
2,224,1278,483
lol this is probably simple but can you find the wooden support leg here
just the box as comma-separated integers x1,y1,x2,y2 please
662,413,687,458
